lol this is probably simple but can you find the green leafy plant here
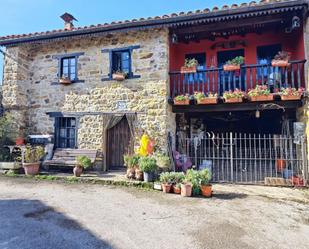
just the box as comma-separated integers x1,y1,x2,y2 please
124,154,140,168
225,56,244,66
174,95,189,101
185,169,200,189
199,169,211,186
184,58,198,68
194,92,217,101
139,156,157,173
273,51,291,61
159,172,171,184
223,89,245,99
114,70,128,77
154,153,171,169
248,85,270,97
24,146,45,163
76,155,92,169
278,87,305,96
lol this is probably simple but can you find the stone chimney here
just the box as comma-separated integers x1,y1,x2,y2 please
60,12,77,31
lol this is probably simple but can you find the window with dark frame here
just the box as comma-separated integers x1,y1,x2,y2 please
55,117,77,149
60,57,77,81
111,50,131,77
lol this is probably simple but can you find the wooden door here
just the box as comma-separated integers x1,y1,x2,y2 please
106,117,133,170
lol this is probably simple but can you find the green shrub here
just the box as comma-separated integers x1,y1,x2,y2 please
139,157,157,173
76,155,92,169
24,146,45,163
199,169,211,186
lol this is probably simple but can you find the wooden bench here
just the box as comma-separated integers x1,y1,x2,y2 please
43,149,98,168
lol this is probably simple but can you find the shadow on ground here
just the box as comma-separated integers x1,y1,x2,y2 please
212,192,248,200
0,199,113,249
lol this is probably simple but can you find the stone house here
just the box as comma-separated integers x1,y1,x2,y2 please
1,0,309,183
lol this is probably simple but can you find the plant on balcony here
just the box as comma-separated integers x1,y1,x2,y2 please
174,94,190,105
223,56,244,71
181,58,198,74
278,87,305,101
59,76,72,84
248,85,273,102
194,92,218,105
112,71,127,81
223,89,245,103
271,51,291,67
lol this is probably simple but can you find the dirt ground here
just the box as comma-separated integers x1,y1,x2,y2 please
0,176,308,249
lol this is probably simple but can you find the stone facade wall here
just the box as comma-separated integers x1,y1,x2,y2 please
2,28,176,167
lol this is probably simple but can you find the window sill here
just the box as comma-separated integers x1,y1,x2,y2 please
101,75,141,82
51,80,85,85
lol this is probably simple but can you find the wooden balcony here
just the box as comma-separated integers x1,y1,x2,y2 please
169,60,306,98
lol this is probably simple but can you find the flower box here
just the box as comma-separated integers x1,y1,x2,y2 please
112,73,126,81
59,78,72,84
197,98,218,105
223,64,240,71
249,95,273,102
271,60,290,67
180,66,197,74
224,97,243,103
280,95,301,101
174,99,190,105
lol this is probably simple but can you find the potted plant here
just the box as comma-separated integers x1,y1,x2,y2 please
154,153,171,171
184,169,201,196
124,154,135,179
223,56,244,71
271,51,291,67
199,169,212,197
181,58,198,74
131,155,143,180
159,172,172,193
172,172,185,194
74,155,92,177
174,95,190,105
248,85,273,102
223,89,245,103
22,146,45,176
112,71,127,81
278,87,304,101
59,76,72,84
139,156,157,182
194,92,218,105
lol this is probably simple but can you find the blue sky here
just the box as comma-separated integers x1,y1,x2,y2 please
0,0,244,83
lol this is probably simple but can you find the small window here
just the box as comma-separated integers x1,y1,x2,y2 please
55,117,77,148
61,57,77,81
111,50,131,77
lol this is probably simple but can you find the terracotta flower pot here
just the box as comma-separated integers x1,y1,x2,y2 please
181,66,196,74
16,137,25,146
271,60,290,67
249,95,273,102
23,162,40,176
162,183,172,193
126,167,135,179
276,159,286,172
59,78,72,84
224,97,243,103
200,184,212,197
223,64,240,71
181,183,192,197
73,165,83,177
172,185,181,194
280,95,301,101
197,98,218,105
112,73,126,81
174,99,190,105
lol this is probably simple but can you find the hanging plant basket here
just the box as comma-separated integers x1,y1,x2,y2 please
174,98,190,105
280,95,301,101
197,97,218,105
223,64,240,71
224,97,243,103
249,95,273,102
59,78,72,84
180,66,197,74
271,60,290,67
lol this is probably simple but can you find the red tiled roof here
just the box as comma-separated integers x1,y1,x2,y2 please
0,0,307,46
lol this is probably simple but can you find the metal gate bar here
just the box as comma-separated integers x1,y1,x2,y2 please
180,133,308,186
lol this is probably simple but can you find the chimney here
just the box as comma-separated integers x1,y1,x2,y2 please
60,12,77,31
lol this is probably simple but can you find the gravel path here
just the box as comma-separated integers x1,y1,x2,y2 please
0,176,308,249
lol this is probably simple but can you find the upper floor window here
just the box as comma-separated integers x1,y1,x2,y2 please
112,50,131,76
61,57,77,81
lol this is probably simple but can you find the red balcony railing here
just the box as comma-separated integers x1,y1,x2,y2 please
169,60,306,98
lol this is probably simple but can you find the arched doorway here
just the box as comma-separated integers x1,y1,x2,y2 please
106,116,133,170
